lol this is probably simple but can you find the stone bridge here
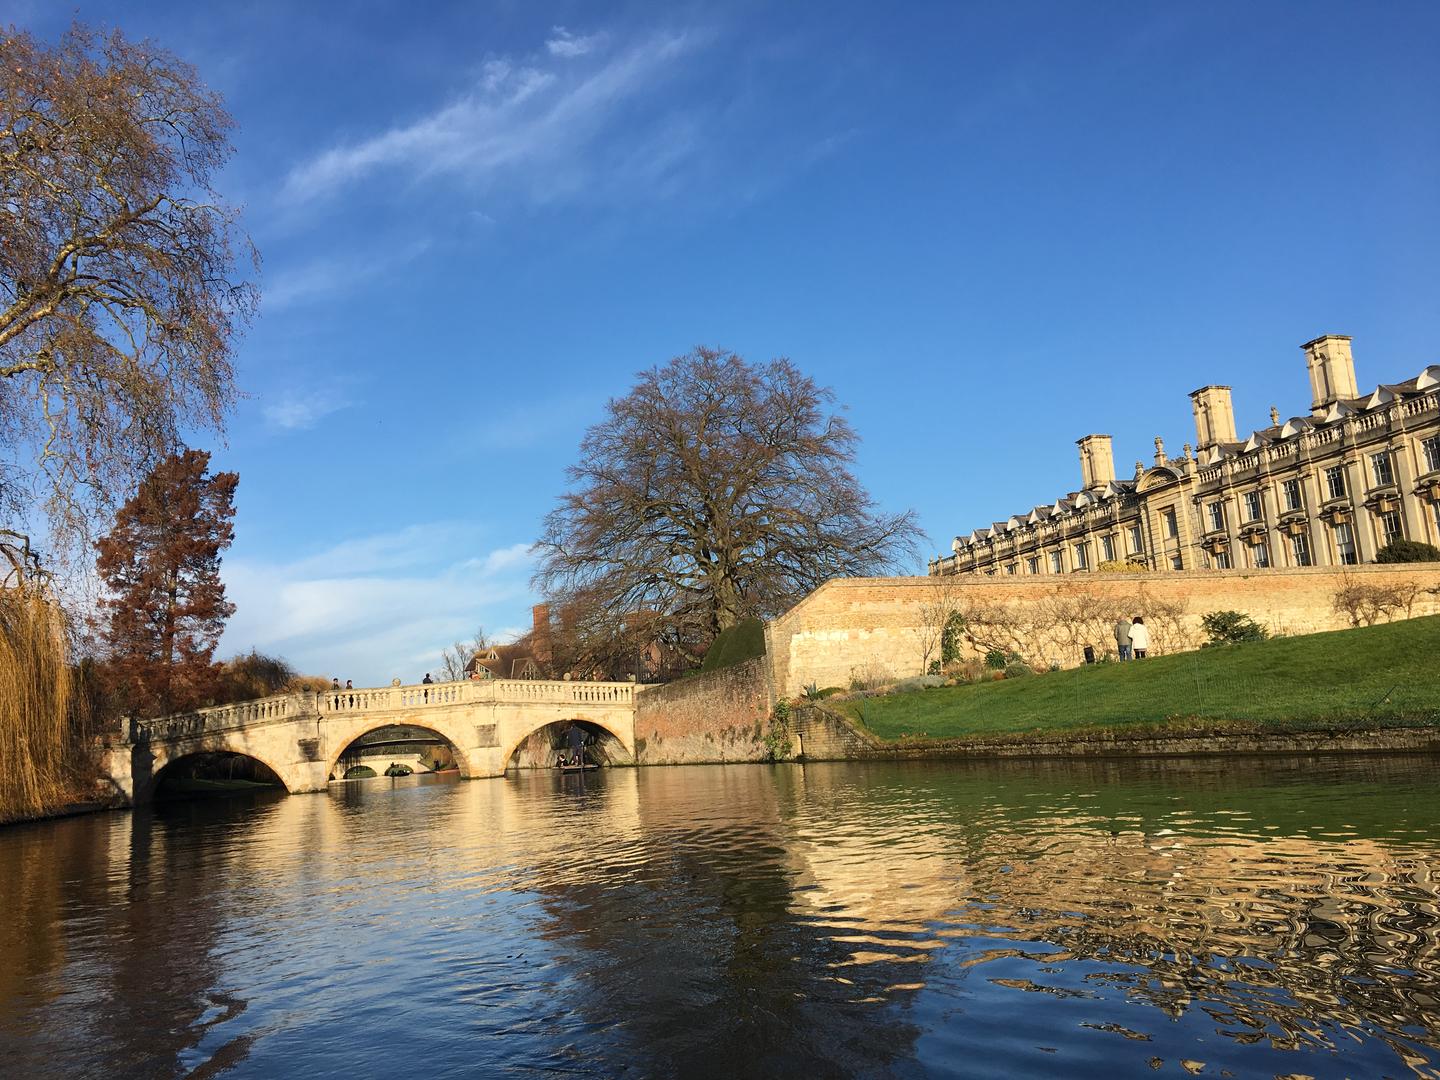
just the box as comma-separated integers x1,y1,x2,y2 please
99,677,637,805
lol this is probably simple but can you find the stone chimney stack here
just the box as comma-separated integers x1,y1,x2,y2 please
1189,385,1237,451
1303,334,1358,415
1076,434,1115,490
531,603,553,664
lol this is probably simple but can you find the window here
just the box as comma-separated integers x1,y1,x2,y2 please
1211,548,1233,569
1325,465,1347,501
1207,501,1226,533
1128,524,1143,554
1424,435,1440,474
1170,554,1184,570
1027,556,1040,575
1333,521,1358,565
1243,491,1262,522
1049,551,1062,574
1250,539,1270,568
1163,508,1178,538
1377,509,1404,546
1282,478,1303,513
1005,563,1017,576
1100,534,1116,561
1073,542,1090,570
1371,451,1395,488
1290,532,1312,567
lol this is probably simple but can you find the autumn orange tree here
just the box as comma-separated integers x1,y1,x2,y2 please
95,450,237,717
534,348,920,669
0,23,255,557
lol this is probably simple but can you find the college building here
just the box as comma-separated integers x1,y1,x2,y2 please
930,334,1440,578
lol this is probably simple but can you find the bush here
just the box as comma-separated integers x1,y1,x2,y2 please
1004,661,1033,679
848,660,894,691
984,649,1007,670
895,675,946,693
1097,559,1148,573
700,618,766,672
1375,539,1440,564
1200,610,1269,646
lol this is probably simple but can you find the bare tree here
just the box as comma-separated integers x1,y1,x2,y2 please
439,626,490,682
534,348,921,654
0,24,256,555
914,575,963,675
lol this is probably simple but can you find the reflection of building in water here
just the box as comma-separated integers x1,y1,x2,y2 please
945,824,1440,1059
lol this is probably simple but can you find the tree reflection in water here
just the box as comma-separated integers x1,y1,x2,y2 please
0,756,1437,1078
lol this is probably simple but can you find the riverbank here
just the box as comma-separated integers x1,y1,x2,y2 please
818,615,1440,752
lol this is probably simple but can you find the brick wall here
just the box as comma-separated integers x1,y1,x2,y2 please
633,655,774,764
765,565,1440,698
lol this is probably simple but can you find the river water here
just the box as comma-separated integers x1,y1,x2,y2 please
2,756,1439,1079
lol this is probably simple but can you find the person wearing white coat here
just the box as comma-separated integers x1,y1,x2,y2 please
1129,616,1150,659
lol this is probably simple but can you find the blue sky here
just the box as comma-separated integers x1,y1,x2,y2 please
9,1,1440,684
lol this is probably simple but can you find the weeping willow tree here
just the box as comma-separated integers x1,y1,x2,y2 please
0,582,94,823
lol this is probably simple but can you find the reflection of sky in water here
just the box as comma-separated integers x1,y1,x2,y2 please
1,755,1438,1078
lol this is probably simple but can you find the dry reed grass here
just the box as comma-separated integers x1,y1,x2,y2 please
0,586,95,823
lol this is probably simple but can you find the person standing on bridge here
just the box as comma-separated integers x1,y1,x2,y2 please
422,673,434,684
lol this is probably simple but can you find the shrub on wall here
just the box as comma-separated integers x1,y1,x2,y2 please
1375,539,1440,564
700,618,766,672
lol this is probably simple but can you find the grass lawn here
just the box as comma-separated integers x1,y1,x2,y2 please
832,615,1440,742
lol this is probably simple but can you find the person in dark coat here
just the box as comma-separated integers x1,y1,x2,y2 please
566,724,586,766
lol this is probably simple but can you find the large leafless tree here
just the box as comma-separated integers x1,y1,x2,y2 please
534,348,921,653
0,23,256,558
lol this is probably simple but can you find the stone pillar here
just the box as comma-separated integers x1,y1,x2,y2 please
1344,455,1377,562
1393,435,1425,542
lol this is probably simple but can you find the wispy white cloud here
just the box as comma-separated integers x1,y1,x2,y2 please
279,28,698,206
546,26,606,59
261,392,352,432
221,525,538,684
264,239,431,311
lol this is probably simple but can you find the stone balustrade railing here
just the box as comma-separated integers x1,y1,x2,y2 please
135,692,299,742
135,677,639,742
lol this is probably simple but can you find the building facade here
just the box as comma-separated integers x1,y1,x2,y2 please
930,334,1440,577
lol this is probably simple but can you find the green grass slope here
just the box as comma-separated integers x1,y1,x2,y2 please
835,615,1440,742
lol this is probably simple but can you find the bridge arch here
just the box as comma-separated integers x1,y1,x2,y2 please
500,715,634,772
325,716,479,782
141,741,295,804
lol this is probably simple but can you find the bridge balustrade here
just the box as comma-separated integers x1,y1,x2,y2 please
135,692,297,741
136,678,638,743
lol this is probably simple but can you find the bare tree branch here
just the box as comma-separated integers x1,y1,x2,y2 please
534,348,923,665
0,23,256,557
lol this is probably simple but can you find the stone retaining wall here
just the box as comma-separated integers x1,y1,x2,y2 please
633,656,774,764
765,565,1440,698
792,705,1440,761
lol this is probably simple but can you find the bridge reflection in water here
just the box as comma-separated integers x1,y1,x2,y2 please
1,756,1439,1077
100,677,638,804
